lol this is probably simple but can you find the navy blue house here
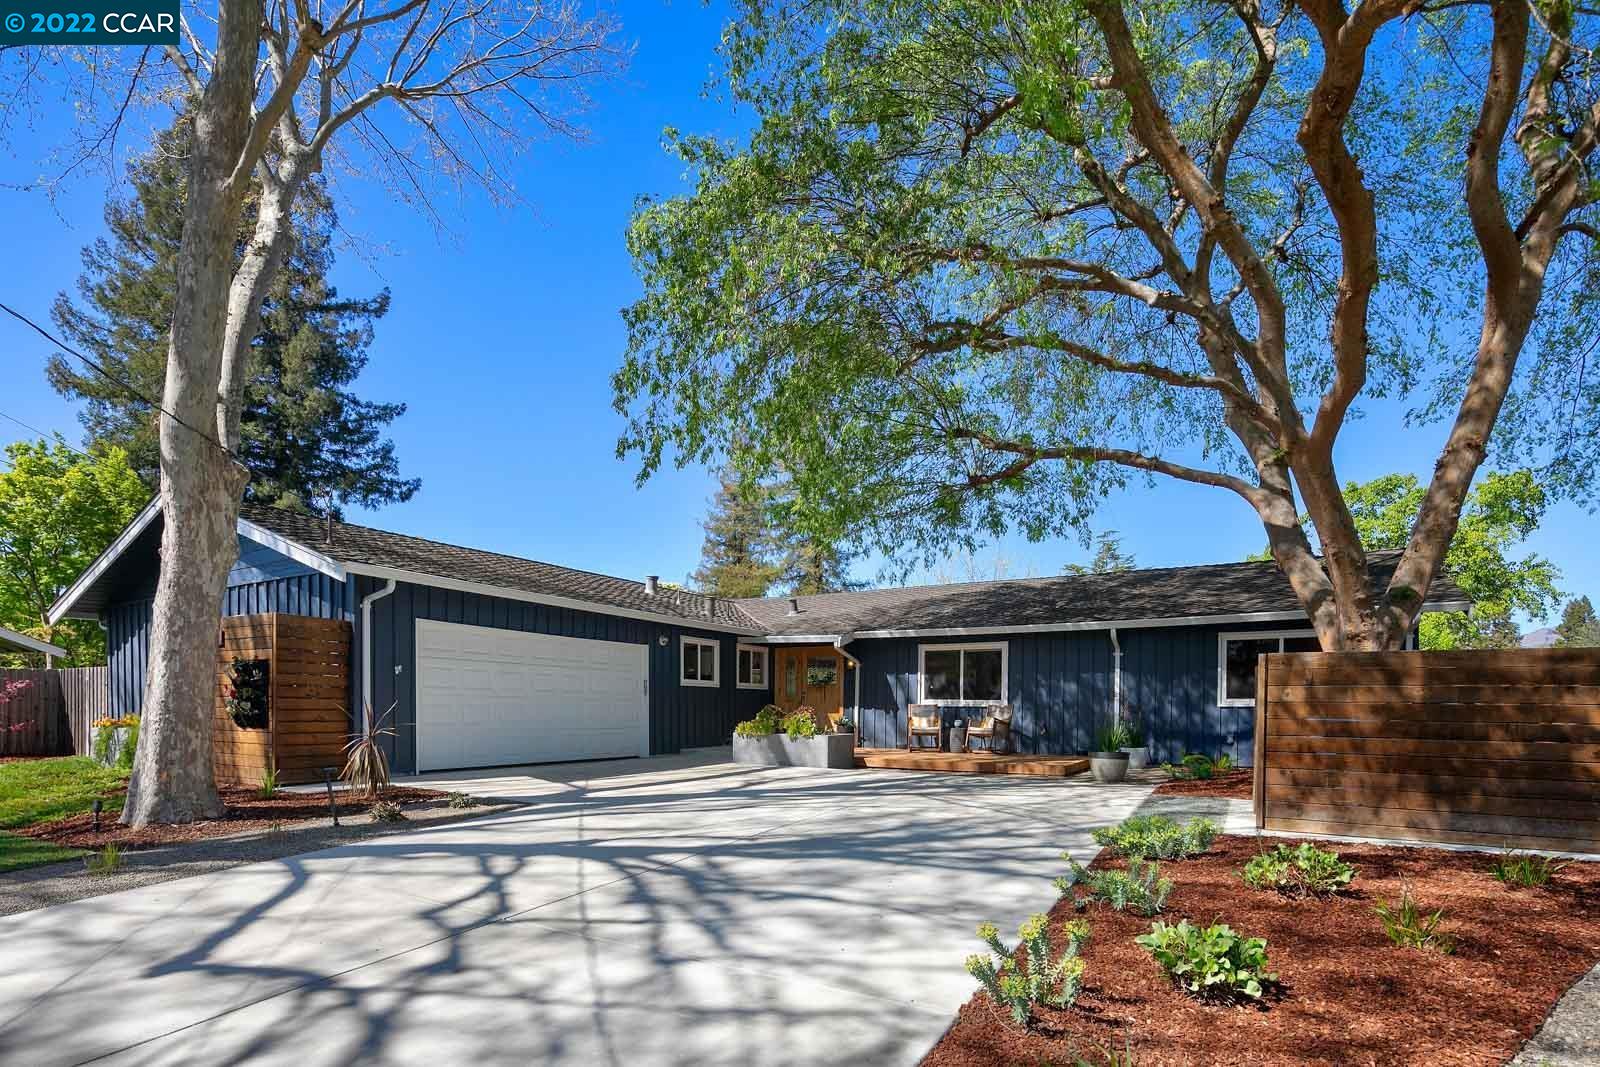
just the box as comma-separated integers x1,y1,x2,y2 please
50,503,1467,774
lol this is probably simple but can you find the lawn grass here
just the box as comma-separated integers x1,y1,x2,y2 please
0,832,85,873
0,756,127,830
0,757,127,873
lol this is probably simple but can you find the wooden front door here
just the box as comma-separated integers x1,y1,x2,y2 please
774,646,845,729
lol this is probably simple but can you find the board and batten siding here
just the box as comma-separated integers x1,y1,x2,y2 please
850,619,1308,762
104,572,352,716
352,575,770,774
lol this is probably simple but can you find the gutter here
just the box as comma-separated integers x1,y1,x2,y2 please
832,633,862,739
359,578,397,733
1108,627,1122,728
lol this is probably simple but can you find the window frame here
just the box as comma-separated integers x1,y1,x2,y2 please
736,643,769,690
1216,629,1318,707
680,635,721,688
916,641,1008,706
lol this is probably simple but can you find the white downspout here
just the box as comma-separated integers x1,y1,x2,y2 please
1109,628,1123,724
833,633,861,741
360,579,397,733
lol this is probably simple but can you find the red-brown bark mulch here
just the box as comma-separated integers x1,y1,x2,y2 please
1151,768,1253,799
924,835,1600,1067
17,785,448,850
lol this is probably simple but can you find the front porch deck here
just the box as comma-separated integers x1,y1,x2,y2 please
852,748,1090,778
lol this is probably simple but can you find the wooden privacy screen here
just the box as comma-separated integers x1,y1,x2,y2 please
215,614,351,786
1255,648,1600,853
0,669,70,757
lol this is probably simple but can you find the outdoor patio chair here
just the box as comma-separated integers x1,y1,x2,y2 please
965,706,1013,755
906,704,942,751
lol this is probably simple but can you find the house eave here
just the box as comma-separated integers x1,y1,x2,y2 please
0,625,68,658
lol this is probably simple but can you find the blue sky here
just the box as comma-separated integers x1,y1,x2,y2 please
0,1,1592,627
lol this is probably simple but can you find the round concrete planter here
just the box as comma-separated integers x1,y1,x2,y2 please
1122,746,1150,771
1089,751,1130,783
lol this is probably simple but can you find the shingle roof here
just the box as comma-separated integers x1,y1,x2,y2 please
242,505,765,630
733,553,1470,636
239,506,1471,638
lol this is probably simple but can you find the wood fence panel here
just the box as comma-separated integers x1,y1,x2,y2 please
61,666,108,756
1258,648,1600,853
216,614,351,787
0,669,68,756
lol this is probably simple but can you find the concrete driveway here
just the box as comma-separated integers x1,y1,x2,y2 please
0,752,1153,1066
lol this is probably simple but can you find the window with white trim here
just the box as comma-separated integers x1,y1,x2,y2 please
680,636,720,687
1217,630,1320,706
918,642,1007,704
736,644,769,690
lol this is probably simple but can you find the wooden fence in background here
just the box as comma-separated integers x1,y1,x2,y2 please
1255,647,1600,853
0,667,110,758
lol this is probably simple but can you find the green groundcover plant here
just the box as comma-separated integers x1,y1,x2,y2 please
1056,856,1172,917
1242,843,1357,897
1136,920,1276,1001
1092,815,1217,861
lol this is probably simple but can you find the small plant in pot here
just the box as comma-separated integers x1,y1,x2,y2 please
835,714,856,737
1090,724,1131,783
1120,713,1150,770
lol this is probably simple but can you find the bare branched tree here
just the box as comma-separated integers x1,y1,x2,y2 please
5,0,623,824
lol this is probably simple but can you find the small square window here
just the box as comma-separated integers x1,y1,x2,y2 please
1217,631,1318,706
681,637,719,687
737,645,769,690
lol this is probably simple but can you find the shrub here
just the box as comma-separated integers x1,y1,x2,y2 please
84,843,124,876
734,704,782,737
1092,814,1218,860
1056,856,1172,916
1241,843,1356,897
92,714,141,769
1375,885,1455,954
965,914,1090,1027
224,658,270,729
369,799,406,823
257,762,279,800
445,791,480,809
1490,848,1567,888
783,708,820,740
116,718,139,772
1136,920,1275,1000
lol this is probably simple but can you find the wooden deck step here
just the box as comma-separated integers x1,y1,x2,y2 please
853,748,1089,778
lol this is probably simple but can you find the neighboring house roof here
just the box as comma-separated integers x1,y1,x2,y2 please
737,553,1470,638
0,625,67,659
50,502,1472,640
1520,627,1560,649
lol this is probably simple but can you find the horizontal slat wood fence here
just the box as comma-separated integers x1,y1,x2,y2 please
216,614,352,786
1255,648,1600,853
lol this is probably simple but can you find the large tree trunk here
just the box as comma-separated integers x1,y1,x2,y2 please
122,0,262,827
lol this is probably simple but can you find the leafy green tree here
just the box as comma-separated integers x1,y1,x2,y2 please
615,0,1600,651
1340,471,1559,650
692,473,784,597
1064,532,1135,576
48,119,419,516
1557,597,1600,648
0,440,149,666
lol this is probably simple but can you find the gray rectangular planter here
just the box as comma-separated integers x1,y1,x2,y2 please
733,732,856,770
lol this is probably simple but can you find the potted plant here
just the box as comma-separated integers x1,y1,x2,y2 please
835,714,856,738
1090,724,1131,783
1121,714,1150,770
732,704,854,769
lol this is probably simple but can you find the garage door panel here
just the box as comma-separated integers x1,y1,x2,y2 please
415,620,647,772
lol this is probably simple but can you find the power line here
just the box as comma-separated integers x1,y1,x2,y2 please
0,409,95,460
0,299,237,462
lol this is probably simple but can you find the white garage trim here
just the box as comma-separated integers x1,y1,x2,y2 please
414,619,650,772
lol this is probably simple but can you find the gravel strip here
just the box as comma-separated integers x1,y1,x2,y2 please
0,799,522,917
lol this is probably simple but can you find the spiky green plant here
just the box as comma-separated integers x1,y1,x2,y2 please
1376,885,1455,954
964,914,1090,1028
1056,856,1172,916
84,842,124,876
1091,815,1217,860
1490,848,1567,888
257,762,280,800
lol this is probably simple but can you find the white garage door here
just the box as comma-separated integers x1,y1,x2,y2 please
414,620,649,772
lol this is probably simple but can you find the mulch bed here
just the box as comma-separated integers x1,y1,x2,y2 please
16,785,448,851
1151,768,1253,799
924,835,1600,1066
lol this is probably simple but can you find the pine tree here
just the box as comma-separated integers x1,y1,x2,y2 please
1557,597,1600,648
1063,532,1136,575
692,474,784,598
782,537,862,595
48,119,418,516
